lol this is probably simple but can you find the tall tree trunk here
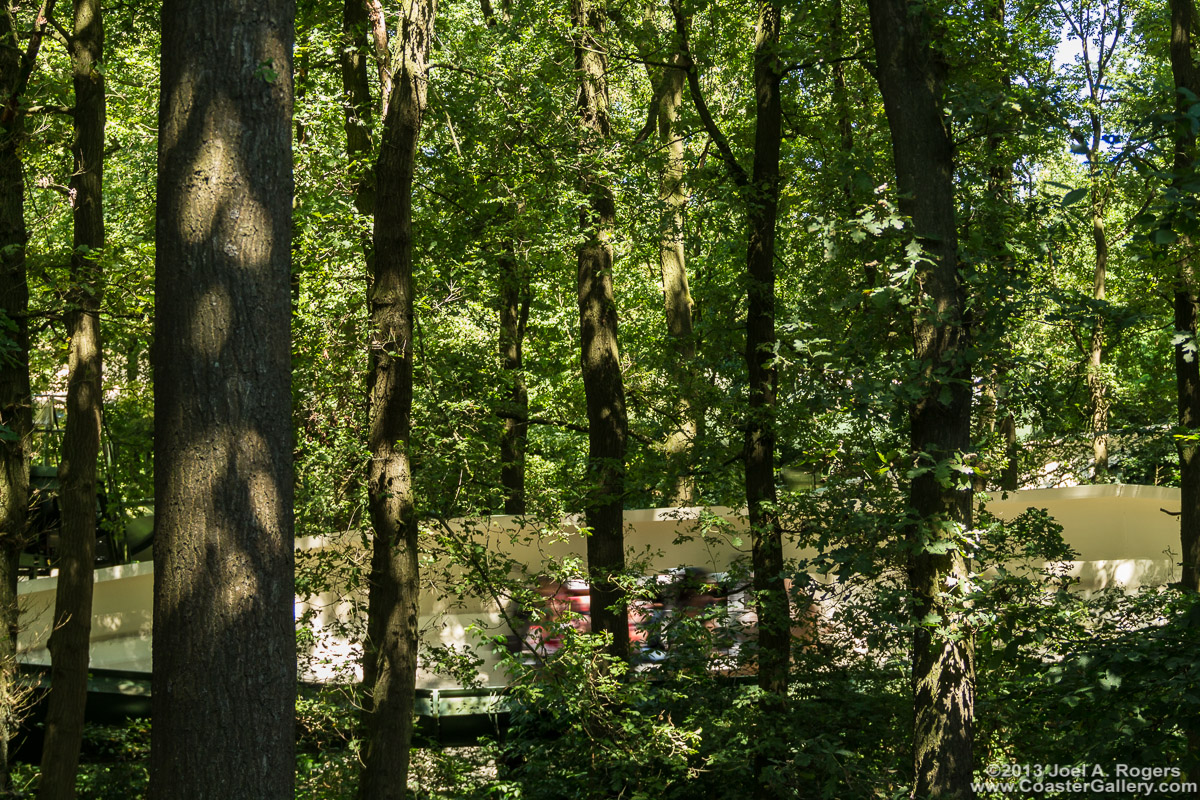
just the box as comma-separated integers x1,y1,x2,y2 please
572,0,629,659
340,0,381,709
150,2,296,797
651,59,697,507
341,0,376,215
1059,3,1120,482
0,4,45,787
498,240,530,515
745,0,787,703
1079,40,1110,481
670,0,789,756
359,0,434,796
1170,0,1200,595
831,0,856,211
867,1,975,797
1088,184,1109,479
481,1,531,517
744,7,789,798
1168,0,1200,772
38,1,104,796
365,0,392,118
980,0,1020,493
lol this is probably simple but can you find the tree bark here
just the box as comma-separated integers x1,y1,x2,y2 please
743,7,789,798
365,0,392,118
979,0,1020,493
744,0,787,704
150,2,296,797
831,0,856,216
572,0,629,659
1170,0,1200,595
341,0,376,215
359,0,434,796
1166,3,1200,787
0,4,42,788
651,58,697,507
38,0,104,795
498,240,530,515
1088,194,1109,479
481,1,531,516
670,0,789,736
867,0,975,797
1078,25,1112,481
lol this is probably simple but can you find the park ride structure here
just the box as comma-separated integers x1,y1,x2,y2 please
13,483,1187,743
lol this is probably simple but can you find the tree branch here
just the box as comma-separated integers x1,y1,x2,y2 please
500,413,654,446
670,0,748,190
2,0,58,129
24,103,73,116
785,49,870,74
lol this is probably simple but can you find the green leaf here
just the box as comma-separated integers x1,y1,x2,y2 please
1154,228,1179,245
1061,187,1088,207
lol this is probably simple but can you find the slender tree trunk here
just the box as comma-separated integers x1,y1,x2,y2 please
479,0,511,26
498,240,530,515
652,59,697,507
150,2,296,797
831,0,856,220
1088,182,1109,479
743,7,789,798
670,0,789,758
0,4,43,787
980,0,1020,493
867,1,975,797
1060,5,1119,482
340,0,381,708
365,0,392,118
572,0,629,659
341,0,376,215
1170,0,1200,596
359,0,434,796
998,413,1018,490
481,0,530,516
38,1,104,796
745,0,787,704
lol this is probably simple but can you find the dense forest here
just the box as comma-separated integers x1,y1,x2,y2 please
3,0,1200,797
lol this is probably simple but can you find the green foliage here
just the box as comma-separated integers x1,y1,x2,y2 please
977,588,1200,788
502,632,701,800
10,719,150,799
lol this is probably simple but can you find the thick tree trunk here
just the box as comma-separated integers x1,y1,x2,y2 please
0,6,39,789
359,0,434,796
652,60,697,507
572,0,629,659
1170,0,1200,595
38,1,104,795
1164,10,1200,774
867,1,975,798
150,3,296,797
